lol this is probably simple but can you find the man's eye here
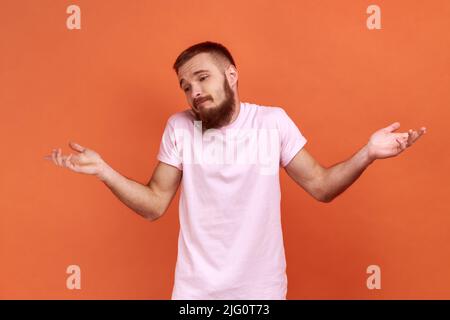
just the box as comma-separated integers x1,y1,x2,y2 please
183,76,207,91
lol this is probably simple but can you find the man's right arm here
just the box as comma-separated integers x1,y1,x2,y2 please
98,161,182,221
45,142,182,221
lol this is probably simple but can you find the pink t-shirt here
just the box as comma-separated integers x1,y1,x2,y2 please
157,101,307,299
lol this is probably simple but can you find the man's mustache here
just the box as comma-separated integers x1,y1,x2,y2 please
194,96,212,108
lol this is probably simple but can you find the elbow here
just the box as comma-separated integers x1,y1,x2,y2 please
316,189,333,203
315,170,333,203
310,184,332,203
148,198,171,221
144,190,167,222
320,194,333,203
147,209,164,221
139,207,164,222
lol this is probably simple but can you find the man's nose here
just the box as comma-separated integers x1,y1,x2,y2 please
190,83,203,100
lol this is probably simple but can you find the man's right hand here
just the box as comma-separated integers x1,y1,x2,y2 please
44,142,108,179
44,142,182,220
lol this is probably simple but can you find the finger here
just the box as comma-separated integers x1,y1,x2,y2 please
64,154,73,169
56,148,64,166
413,127,426,138
396,138,406,151
55,148,60,166
395,132,408,140
419,127,427,136
385,122,401,133
66,155,81,172
407,129,413,145
402,136,408,148
412,130,420,144
51,149,58,166
60,154,69,167
69,142,86,153
410,127,426,144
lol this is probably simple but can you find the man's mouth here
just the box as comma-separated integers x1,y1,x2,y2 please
196,99,211,107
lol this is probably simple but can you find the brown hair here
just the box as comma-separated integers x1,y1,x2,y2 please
173,41,236,74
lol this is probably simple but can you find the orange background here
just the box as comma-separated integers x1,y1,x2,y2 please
1,0,449,299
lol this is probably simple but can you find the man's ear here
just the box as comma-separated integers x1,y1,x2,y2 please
226,65,238,87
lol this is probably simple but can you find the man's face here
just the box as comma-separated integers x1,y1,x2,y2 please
177,53,236,131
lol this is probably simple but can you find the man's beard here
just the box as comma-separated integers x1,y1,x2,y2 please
191,77,235,132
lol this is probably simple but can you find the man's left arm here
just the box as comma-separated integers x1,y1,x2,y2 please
285,122,427,203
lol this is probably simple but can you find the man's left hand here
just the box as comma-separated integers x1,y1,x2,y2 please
367,122,427,161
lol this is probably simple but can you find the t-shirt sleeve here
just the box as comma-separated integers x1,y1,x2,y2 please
278,108,307,167
157,118,183,171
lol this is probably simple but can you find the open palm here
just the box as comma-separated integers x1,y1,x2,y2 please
44,142,105,176
367,122,426,160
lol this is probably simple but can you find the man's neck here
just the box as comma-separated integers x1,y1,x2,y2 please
228,98,241,125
